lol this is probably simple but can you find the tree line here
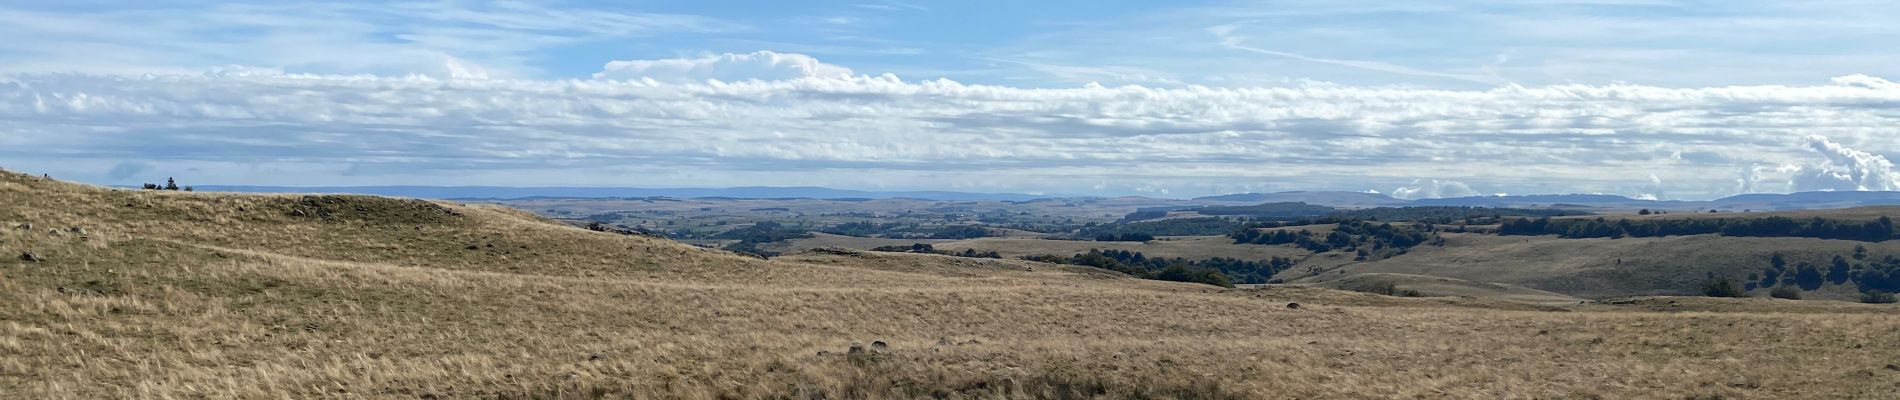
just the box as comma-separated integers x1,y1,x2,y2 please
1498,215,1898,242
1021,249,1299,287
1230,219,1444,260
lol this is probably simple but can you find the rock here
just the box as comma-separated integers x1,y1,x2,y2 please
68,227,86,235
588,352,608,361
871,341,889,351
1886,364,1899,371
19,252,43,262
14,223,29,230
45,229,61,237
290,209,308,217
1286,302,1302,310
847,342,866,354
936,338,954,346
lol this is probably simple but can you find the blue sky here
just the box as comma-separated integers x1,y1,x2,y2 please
3,0,1900,199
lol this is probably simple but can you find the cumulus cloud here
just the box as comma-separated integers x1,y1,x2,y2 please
1790,135,1900,192
593,51,854,82
4,55,1900,197
1391,179,1479,200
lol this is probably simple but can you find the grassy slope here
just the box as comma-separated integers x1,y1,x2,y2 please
2,171,1898,399
1318,232,1900,300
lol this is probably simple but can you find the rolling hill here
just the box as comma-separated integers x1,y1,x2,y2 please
3,170,1898,399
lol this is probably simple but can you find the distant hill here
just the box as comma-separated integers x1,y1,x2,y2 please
1409,194,1655,207
1191,191,1406,207
189,185,1053,202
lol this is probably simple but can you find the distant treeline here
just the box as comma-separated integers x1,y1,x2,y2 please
1076,218,1248,239
1498,216,1899,242
1231,219,1444,260
1104,206,1590,238
1329,206,1588,224
870,243,1003,259
1194,202,1337,217
1751,251,1900,295
717,221,815,257
820,222,995,240
1023,249,1298,287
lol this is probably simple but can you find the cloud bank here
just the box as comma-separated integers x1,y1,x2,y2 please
1391,179,1480,200
1791,135,1900,192
594,51,854,82
2,53,1899,198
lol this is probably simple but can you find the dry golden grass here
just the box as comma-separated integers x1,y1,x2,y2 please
2,171,1898,399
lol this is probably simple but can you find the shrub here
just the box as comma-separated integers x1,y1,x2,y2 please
1701,277,1746,298
1863,290,1897,304
1768,285,1802,300
1362,281,1398,296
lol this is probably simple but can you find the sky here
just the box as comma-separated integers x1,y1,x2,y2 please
3,0,1900,200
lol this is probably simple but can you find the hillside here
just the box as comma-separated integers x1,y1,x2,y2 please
3,171,1898,399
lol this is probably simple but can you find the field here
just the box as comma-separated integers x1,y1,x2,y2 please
4,171,1899,399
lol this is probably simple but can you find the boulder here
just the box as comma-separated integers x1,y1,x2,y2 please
1286,302,1302,310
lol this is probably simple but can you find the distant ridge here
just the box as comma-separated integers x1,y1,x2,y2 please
1192,191,1406,207
1714,191,1900,204
188,185,1054,202
1410,194,1656,207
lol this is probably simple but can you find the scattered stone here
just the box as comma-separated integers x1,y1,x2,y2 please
14,223,30,230
465,245,480,250
1886,364,1899,371
1537,330,1550,335
19,251,43,262
45,229,61,237
847,342,866,354
68,227,86,235
959,339,981,346
816,351,831,357
290,209,308,217
588,352,609,361
1286,302,1302,310
871,341,889,351
936,338,954,346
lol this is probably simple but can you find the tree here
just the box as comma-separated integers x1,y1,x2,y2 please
1794,263,1825,290
1862,290,1897,304
1829,256,1852,285
1769,285,1802,300
1854,245,1869,260
1702,276,1747,298
1638,209,1652,215
164,177,179,191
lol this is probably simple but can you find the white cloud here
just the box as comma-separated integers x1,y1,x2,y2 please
0,2,741,78
4,54,1900,197
593,51,855,82
1391,179,1480,200
1791,135,1900,192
